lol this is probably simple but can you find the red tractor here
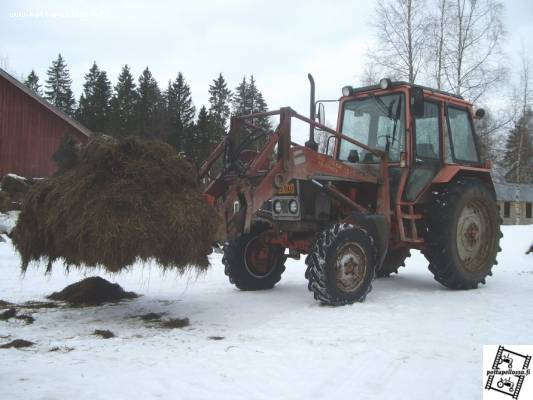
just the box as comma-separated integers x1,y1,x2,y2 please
200,75,502,305
497,377,515,393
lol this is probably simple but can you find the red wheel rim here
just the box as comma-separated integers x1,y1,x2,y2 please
244,237,279,278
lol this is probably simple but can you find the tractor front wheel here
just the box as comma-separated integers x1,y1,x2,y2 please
424,179,502,289
222,225,286,290
305,223,377,305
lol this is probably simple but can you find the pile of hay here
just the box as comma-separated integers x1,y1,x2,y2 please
12,136,220,273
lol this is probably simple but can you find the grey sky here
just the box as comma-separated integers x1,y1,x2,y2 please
1,0,532,141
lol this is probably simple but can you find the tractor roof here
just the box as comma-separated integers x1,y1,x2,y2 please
352,81,464,101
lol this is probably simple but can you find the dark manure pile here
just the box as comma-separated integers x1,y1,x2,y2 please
161,317,190,329
93,329,115,339
48,277,137,306
12,136,220,273
0,339,34,349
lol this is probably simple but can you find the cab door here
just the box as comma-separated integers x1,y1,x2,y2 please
404,101,442,201
445,105,480,164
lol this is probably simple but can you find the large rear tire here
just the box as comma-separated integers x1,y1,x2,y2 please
222,224,286,290
424,179,502,289
376,247,411,277
305,223,377,305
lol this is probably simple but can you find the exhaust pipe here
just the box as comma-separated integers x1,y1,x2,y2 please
305,73,318,151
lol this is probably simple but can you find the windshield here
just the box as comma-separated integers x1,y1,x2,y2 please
338,93,405,162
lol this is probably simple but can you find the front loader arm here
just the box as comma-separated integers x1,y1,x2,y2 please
201,107,389,240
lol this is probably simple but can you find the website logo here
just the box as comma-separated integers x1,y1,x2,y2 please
484,345,532,399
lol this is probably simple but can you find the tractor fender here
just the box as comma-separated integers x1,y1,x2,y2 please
432,166,495,194
343,212,390,269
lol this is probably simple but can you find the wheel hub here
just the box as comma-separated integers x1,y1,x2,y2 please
456,201,491,273
244,237,277,278
465,222,480,246
335,243,367,293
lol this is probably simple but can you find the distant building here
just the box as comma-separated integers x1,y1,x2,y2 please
494,182,533,225
0,67,91,178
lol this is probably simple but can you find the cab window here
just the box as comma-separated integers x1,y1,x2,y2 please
447,106,479,163
414,102,440,160
339,93,404,162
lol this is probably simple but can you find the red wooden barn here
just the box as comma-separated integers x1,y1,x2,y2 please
0,67,92,178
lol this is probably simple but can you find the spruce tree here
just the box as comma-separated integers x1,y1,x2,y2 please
208,73,232,129
165,72,195,151
135,67,164,138
503,108,533,184
232,75,272,149
109,65,138,137
206,74,232,155
188,106,215,166
232,77,248,116
247,75,271,133
24,70,42,95
44,54,76,116
77,62,112,133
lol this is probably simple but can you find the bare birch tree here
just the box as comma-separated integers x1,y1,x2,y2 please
359,63,383,86
517,49,533,118
429,0,452,89
443,0,506,102
369,0,430,83
0,55,13,73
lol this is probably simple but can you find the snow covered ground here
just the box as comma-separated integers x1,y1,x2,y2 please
0,225,532,400
0,210,18,235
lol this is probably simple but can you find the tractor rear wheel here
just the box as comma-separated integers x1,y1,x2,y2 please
376,247,411,278
424,179,502,289
305,223,377,305
222,224,286,290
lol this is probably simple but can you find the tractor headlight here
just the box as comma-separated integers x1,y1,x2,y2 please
288,200,299,214
342,85,353,97
273,200,282,214
379,78,392,90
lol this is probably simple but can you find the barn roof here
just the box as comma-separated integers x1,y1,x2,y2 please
0,67,93,138
494,182,533,202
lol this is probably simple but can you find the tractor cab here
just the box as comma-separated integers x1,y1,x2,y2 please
323,79,486,204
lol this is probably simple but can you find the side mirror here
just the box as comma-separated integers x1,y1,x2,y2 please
412,86,425,118
317,102,325,126
475,108,486,119
347,149,360,163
